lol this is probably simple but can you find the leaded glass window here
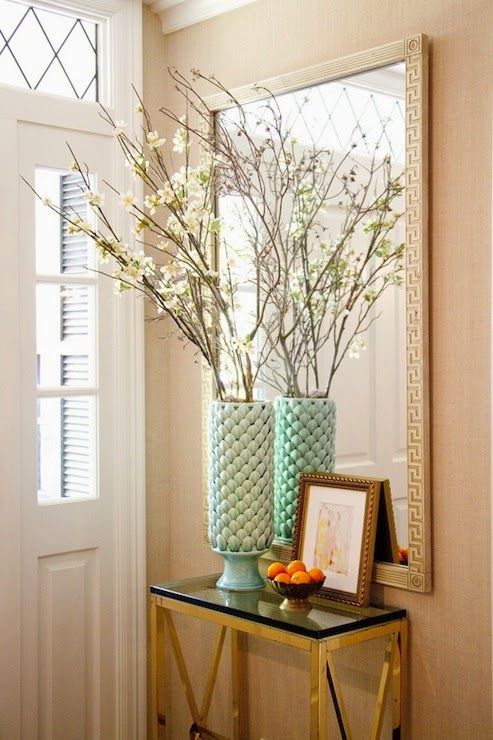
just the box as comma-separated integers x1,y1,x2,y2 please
0,1,99,100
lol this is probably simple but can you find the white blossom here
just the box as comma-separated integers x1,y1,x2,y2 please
127,155,149,180
97,248,111,264
114,120,127,136
83,189,105,207
104,237,125,256
120,191,137,210
146,130,166,150
144,188,172,214
158,183,176,205
171,166,187,187
113,278,131,295
348,338,366,360
233,336,254,354
119,251,155,281
183,208,201,232
133,218,150,234
172,127,188,154
167,215,185,237
67,216,92,235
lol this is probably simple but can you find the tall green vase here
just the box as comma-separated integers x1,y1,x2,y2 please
208,400,274,590
274,397,336,543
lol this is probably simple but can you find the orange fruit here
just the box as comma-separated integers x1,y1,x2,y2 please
274,572,291,584
307,567,325,583
291,571,311,585
267,562,287,579
286,560,306,576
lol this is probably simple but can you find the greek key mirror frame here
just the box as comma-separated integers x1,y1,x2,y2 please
202,35,430,592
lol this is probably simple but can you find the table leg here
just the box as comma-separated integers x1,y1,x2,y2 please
150,598,159,740
397,618,408,739
231,629,248,740
369,632,397,740
310,640,328,739
157,604,166,738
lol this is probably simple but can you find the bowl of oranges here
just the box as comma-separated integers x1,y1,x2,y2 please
266,560,325,611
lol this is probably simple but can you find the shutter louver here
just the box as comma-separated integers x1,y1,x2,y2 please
60,174,92,497
61,397,91,497
61,285,89,339
62,354,89,386
60,173,88,274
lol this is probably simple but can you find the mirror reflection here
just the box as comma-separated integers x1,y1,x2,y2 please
215,62,408,557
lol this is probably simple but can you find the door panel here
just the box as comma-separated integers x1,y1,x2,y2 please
38,549,100,739
17,120,117,739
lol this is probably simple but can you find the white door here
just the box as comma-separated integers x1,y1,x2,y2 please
0,2,145,737
20,122,118,739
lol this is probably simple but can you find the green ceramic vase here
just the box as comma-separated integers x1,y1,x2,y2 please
208,400,274,590
274,397,336,543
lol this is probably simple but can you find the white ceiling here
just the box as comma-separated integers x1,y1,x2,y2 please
143,0,258,34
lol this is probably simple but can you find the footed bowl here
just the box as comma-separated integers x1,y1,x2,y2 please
267,577,325,611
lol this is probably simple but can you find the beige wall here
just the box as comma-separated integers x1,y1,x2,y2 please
144,1,493,737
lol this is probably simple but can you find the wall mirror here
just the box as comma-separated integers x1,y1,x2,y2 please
202,36,429,591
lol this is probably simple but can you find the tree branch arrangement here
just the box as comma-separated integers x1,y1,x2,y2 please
31,68,405,402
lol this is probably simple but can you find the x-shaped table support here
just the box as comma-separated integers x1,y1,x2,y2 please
150,593,407,739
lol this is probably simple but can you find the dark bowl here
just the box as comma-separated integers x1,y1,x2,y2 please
267,577,325,610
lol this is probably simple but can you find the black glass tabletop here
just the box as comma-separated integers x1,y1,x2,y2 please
150,574,405,640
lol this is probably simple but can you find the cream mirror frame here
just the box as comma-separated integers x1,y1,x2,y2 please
202,35,430,592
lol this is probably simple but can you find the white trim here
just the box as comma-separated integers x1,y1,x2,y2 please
0,0,147,736
0,86,112,131
36,273,98,283
0,117,23,737
145,0,257,34
109,2,146,737
13,0,121,19
37,387,98,397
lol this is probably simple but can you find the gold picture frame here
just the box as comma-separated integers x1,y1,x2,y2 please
292,473,380,607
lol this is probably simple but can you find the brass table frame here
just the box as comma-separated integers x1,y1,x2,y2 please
149,585,407,740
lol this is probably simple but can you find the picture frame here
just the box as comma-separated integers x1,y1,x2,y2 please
292,473,381,607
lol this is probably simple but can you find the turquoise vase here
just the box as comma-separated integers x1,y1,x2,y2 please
274,397,336,543
208,400,274,590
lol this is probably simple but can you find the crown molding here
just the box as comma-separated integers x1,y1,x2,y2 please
144,0,257,34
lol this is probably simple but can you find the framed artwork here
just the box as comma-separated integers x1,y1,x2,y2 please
292,473,380,607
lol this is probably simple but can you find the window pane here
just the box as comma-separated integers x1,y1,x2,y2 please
0,1,99,101
35,168,95,275
37,395,96,501
36,283,95,387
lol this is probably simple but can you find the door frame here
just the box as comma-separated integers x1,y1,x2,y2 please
0,1,146,736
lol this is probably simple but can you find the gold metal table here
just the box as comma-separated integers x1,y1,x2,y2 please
149,575,407,739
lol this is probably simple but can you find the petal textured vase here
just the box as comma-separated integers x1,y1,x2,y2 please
208,400,274,590
274,397,336,543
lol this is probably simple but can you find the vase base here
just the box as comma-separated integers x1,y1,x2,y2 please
213,549,267,591
274,535,292,545
280,597,312,611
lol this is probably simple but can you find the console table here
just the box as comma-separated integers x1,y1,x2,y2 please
149,575,407,739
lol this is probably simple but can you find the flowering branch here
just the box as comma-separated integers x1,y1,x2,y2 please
28,68,405,403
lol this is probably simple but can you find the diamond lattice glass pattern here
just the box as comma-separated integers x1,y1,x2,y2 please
221,63,405,162
0,1,98,101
